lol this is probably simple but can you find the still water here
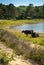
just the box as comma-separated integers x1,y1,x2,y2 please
13,23,44,33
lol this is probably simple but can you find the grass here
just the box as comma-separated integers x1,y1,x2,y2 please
0,42,14,65
0,19,44,28
8,30,44,46
0,21,44,65
0,19,44,46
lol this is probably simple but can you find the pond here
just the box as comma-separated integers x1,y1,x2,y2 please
13,23,44,33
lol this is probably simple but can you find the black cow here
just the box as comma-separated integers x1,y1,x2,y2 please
22,30,33,36
31,32,39,38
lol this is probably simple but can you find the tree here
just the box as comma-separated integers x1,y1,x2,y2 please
25,4,34,19
8,3,16,19
42,4,44,18
0,3,44,19
16,6,26,19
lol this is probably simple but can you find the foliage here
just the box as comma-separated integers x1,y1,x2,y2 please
0,19,44,65
0,51,10,65
0,3,44,19
0,29,44,65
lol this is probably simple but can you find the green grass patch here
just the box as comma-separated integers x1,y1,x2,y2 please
0,19,44,28
0,19,44,45
11,30,44,46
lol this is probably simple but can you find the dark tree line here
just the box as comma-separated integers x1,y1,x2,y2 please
0,3,44,19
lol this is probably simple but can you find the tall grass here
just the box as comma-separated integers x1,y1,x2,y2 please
9,30,44,46
0,19,44,28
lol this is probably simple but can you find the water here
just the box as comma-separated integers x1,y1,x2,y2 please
13,23,44,33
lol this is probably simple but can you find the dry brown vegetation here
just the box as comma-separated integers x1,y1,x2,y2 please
0,29,44,65
0,19,44,65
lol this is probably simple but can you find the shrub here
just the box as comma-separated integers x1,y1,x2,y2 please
0,51,12,65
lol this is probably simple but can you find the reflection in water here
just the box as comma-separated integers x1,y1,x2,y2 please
14,23,44,33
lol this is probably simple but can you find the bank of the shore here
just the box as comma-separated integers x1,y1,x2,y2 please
0,29,44,65
0,19,44,28
0,19,44,65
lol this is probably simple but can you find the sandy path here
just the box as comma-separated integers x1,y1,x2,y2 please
9,56,38,65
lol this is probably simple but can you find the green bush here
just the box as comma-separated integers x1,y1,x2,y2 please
0,52,11,65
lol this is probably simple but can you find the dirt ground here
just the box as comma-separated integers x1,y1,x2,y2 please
9,56,38,65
